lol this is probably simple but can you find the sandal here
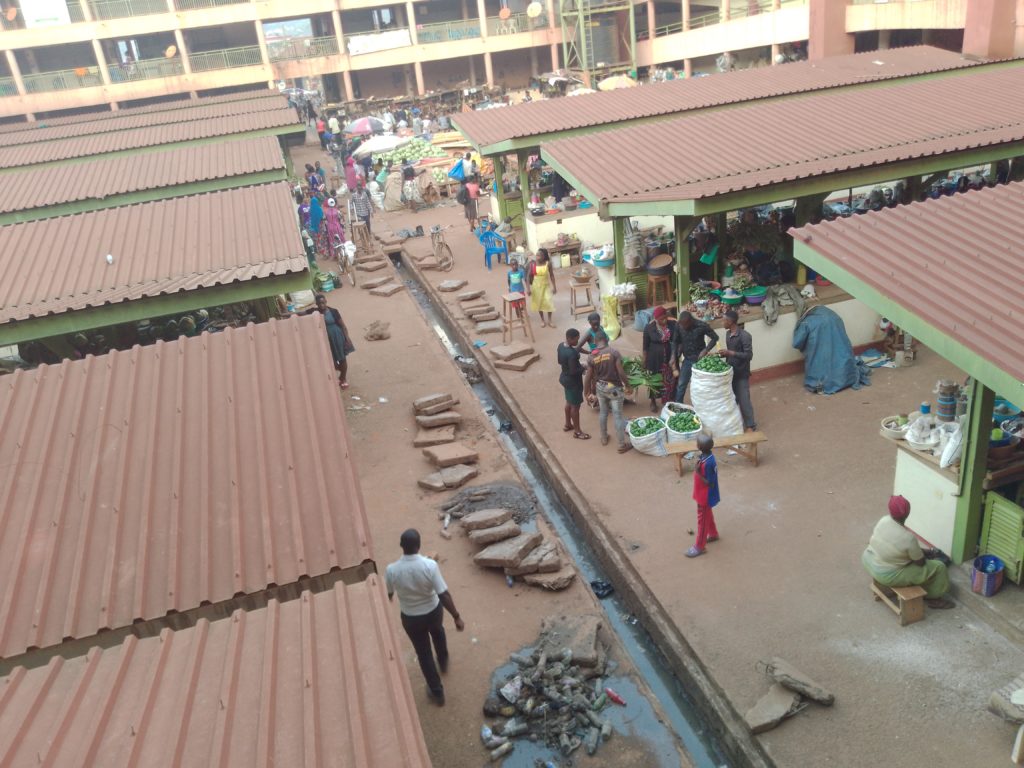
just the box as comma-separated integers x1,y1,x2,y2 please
340,382,350,390
685,547,705,558
617,443,633,454
600,435,610,446
926,597,955,610
573,432,591,440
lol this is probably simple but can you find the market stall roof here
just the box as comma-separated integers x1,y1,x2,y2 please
791,182,1024,405
542,64,1024,218
0,316,376,661
0,135,287,224
0,578,430,767
0,107,302,172
453,47,1007,154
0,182,308,344
0,87,280,135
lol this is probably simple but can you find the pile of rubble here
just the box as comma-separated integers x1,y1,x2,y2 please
457,289,505,336
744,657,835,734
480,615,618,761
412,392,479,490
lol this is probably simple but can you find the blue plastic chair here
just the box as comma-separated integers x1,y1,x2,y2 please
480,230,508,270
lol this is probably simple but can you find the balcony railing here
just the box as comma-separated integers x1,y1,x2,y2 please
174,0,249,10
88,0,168,19
268,35,340,62
67,2,86,22
486,12,544,36
108,57,185,83
189,45,263,72
416,18,481,44
0,77,18,97
637,0,805,38
22,66,103,93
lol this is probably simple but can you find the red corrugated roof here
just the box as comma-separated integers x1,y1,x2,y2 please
0,135,284,216
0,182,305,323
0,316,376,660
455,47,1000,151
542,65,1024,207
790,182,1024,387
0,107,300,170
0,578,430,767
0,88,280,135
0,97,288,148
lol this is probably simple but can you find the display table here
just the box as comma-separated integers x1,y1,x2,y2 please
541,237,582,266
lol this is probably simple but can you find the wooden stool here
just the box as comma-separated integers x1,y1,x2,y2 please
569,281,597,319
648,274,675,307
501,292,534,345
871,580,926,626
617,296,637,326
350,220,374,256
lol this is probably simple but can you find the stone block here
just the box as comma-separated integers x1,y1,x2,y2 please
460,507,513,531
468,520,521,546
419,257,440,271
361,276,393,290
539,614,602,667
370,283,403,297
422,442,479,468
474,532,543,568
766,658,834,706
418,473,447,492
494,354,539,372
356,260,388,272
744,684,802,735
439,464,479,488
504,540,557,576
458,289,486,302
472,311,500,323
417,398,459,416
462,302,491,314
475,320,504,335
412,425,457,448
415,410,462,429
414,393,454,412
523,568,576,591
490,342,535,361
438,279,468,292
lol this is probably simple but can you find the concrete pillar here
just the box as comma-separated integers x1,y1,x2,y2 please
468,55,478,85
878,29,891,49
406,0,418,41
342,70,354,101
414,61,425,95
721,0,730,22
173,29,191,75
331,9,346,54
807,0,854,59
771,43,780,63
484,50,494,86
684,58,692,76
164,0,175,12
952,380,994,563
962,0,1015,59
254,20,270,65
403,64,413,95
529,45,538,77
476,0,488,38
647,0,656,38
5,50,27,97
682,0,691,30
91,39,112,85
79,0,94,22
547,0,558,70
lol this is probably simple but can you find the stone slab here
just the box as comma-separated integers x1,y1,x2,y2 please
422,442,479,468
458,289,486,302
355,252,385,264
468,520,522,546
523,568,576,591
419,257,440,271
417,398,459,416
494,354,540,372
475,320,504,335
408,250,433,263
744,684,802,735
462,302,491,313
536,548,562,573
460,507,513,532
504,540,558,576
412,425,457,448
766,657,834,706
439,464,479,488
539,614,602,667
356,260,388,272
370,283,403,297
474,532,543,568
417,473,447,492
438,279,468,292
414,392,454,412
361,276,393,290
471,311,501,323
989,672,1024,723
490,342,535,361
415,410,463,429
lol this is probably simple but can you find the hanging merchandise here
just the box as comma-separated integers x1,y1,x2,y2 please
690,361,744,438
623,219,644,271
601,294,620,342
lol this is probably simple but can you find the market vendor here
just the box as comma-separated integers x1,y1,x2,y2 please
719,310,756,432
670,311,719,402
642,307,677,413
861,496,953,610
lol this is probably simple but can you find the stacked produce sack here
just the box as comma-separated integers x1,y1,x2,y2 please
689,355,744,438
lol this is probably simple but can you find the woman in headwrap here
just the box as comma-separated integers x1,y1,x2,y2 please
641,306,677,412
318,198,346,261
861,495,953,609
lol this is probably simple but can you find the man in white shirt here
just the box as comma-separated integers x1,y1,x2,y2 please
328,113,340,136
385,529,465,705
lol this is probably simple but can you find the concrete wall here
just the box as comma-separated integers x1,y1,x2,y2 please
422,55,479,90
845,0,967,32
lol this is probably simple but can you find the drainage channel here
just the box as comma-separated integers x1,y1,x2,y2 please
399,266,730,768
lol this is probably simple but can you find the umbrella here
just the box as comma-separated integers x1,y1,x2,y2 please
352,134,411,159
343,116,385,135
566,87,597,97
597,74,638,91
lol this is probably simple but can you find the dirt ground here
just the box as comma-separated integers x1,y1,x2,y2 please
289,139,692,767
361,185,1024,767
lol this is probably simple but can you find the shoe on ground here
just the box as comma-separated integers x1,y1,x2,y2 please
685,546,705,558
427,689,446,706
617,443,633,454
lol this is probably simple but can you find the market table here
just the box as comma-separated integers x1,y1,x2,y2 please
541,237,582,266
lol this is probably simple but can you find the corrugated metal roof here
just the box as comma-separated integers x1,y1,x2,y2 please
0,316,376,660
0,88,280,135
455,47,1001,151
0,135,284,216
0,182,305,323
0,97,288,148
0,578,430,767
542,65,1024,206
0,107,300,170
790,182,1024,387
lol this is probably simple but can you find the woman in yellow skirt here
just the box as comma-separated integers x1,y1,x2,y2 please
528,248,558,327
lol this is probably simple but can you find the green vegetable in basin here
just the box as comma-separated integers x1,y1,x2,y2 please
629,417,665,437
667,411,702,433
694,355,730,373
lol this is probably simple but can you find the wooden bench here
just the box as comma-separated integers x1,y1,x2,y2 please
665,431,767,477
870,580,927,626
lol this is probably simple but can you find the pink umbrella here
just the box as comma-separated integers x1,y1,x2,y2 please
343,117,384,135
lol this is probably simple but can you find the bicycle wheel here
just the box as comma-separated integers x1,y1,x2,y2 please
436,243,454,272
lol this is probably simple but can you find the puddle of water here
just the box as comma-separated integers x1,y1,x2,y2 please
405,277,730,768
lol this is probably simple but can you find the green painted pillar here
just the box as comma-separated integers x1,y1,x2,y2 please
517,150,531,209
952,379,995,564
613,217,626,284
674,216,695,308
794,193,827,285
493,154,507,221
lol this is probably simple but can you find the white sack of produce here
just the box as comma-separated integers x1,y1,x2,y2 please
661,403,703,444
690,365,744,438
627,416,668,457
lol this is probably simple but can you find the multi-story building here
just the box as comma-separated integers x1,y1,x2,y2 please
1,0,1022,121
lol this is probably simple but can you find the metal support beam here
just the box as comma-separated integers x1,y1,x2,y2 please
952,380,994,564
675,216,697,306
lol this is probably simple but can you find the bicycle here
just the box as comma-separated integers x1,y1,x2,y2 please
331,234,357,287
430,225,455,272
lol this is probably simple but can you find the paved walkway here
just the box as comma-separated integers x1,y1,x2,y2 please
378,196,1024,767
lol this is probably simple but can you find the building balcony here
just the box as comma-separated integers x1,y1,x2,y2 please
1,76,21,97
189,44,263,71
108,57,186,83
268,35,340,62
21,66,104,94
637,0,806,39
845,0,967,32
174,0,250,11
89,0,168,20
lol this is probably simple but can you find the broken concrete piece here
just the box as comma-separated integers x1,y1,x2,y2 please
474,532,543,568
475,319,504,335
539,615,602,667
415,410,463,428
471,311,501,323
505,540,558,576
361,276,392,290
462,302,491,314
495,354,539,372
766,658,835,706
744,684,802,735
355,252,384,263
356,260,388,272
536,548,562,573
524,568,576,591
490,342,535,361
468,520,522,546
419,257,440,270
465,306,496,319
418,473,447,492
414,393,453,411
439,464,479,488
460,507,514,531
458,289,486,302
369,283,403,297
423,442,479,468
417,399,459,416
412,425,457,448
438,279,468,292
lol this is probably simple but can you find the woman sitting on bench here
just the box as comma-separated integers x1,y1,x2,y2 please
861,495,954,610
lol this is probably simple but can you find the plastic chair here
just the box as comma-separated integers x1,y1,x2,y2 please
480,230,508,270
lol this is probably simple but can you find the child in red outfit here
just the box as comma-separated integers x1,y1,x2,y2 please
687,433,720,558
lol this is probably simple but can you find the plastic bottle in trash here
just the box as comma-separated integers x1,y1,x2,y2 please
604,687,626,706
506,575,515,588
480,724,493,744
